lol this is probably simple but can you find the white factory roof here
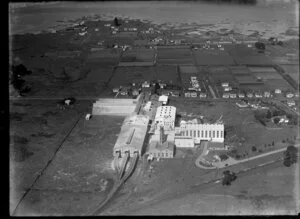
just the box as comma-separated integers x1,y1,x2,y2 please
155,106,176,120
158,95,168,103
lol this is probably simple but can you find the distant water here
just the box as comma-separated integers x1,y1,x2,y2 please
9,1,299,39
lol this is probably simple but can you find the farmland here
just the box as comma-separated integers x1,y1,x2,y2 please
155,65,179,85
109,66,155,87
193,51,236,66
280,65,299,83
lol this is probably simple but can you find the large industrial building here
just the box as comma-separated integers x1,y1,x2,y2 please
92,94,143,116
154,106,176,133
174,121,224,147
147,127,175,158
113,114,150,158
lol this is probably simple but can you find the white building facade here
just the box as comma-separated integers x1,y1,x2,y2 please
154,106,176,133
175,122,224,146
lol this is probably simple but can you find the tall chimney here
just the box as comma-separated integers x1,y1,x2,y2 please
160,126,164,144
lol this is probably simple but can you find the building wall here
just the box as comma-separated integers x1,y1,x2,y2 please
148,148,174,158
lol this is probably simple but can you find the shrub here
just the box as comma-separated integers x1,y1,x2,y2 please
283,145,298,167
222,171,237,186
251,146,257,152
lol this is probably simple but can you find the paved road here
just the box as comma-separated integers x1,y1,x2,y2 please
196,142,300,170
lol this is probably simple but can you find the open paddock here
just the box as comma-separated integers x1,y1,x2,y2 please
248,66,278,73
122,48,155,62
253,72,283,80
264,79,294,91
158,59,194,65
155,65,179,84
157,48,191,59
193,53,236,66
109,66,155,87
233,55,273,65
227,44,258,56
230,66,251,75
235,75,262,85
280,64,299,83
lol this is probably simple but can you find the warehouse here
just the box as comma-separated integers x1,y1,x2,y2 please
114,114,150,158
92,94,143,115
154,106,176,133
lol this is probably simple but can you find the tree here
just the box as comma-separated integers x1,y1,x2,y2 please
273,117,280,124
272,141,275,146
283,145,298,167
255,42,265,50
251,146,257,152
266,110,272,119
277,41,283,46
222,171,237,186
114,17,120,26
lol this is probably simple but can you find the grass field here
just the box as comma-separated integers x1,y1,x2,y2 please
157,48,191,59
193,52,236,66
10,99,125,215
155,65,179,84
109,66,155,87
264,79,294,90
280,64,299,83
233,55,273,65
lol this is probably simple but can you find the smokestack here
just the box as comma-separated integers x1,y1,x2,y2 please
160,126,164,144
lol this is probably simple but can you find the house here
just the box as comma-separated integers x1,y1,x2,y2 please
222,93,230,98
171,90,180,97
132,88,140,96
190,92,197,98
120,87,129,95
158,95,168,105
199,92,207,98
236,101,248,108
287,99,296,107
113,87,120,93
286,92,294,98
264,91,271,98
254,93,263,98
246,92,253,98
221,82,229,87
185,92,191,97
274,89,282,94
142,81,150,88
224,86,232,92
238,93,245,98
229,93,237,98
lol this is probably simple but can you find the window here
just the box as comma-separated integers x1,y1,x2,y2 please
209,131,211,138
190,130,193,137
194,130,196,137
158,153,160,157
216,130,219,138
213,131,215,138
182,131,185,136
186,130,189,136
166,153,168,157
201,130,204,138
161,153,164,157
205,130,207,138
221,131,223,138
198,130,200,137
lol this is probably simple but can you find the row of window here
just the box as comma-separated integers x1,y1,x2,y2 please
150,151,171,157
181,129,223,138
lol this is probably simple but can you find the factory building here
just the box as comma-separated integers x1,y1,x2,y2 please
154,106,176,133
147,127,175,158
174,121,224,147
113,114,150,158
92,94,143,116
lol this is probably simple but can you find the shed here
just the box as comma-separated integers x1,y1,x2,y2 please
158,95,169,105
